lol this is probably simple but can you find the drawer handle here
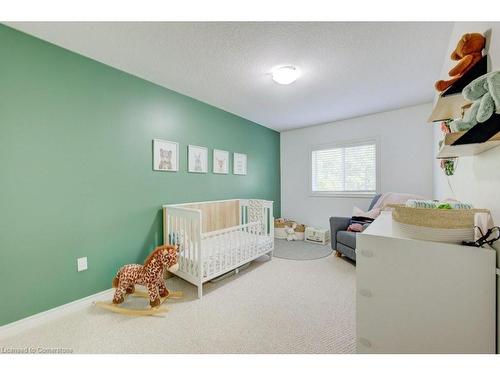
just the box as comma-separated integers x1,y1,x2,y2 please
360,249,373,257
358,337,372,348
359,289,372,298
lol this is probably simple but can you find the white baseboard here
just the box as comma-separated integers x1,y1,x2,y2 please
0,288,114,340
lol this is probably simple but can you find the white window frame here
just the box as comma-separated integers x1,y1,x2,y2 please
309,137,380,198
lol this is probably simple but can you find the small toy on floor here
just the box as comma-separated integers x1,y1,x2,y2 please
285,222,297,241
95,244,181,316
274,218,305,240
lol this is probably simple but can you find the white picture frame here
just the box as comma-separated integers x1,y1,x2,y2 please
213,149,229,174
233,152,247,175
188,145,208,173
153,139,179,172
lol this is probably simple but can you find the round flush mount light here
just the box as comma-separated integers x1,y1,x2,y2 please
271,65,300,85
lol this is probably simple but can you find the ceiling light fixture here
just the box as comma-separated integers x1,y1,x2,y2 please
271,65,300,85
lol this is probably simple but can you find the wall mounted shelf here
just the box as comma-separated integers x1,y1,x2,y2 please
428,55,488,123
441,55,488,97
437,129,500,159
428,95,470,123
452,112,500,145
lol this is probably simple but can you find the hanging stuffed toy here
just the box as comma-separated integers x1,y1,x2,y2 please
440,159,456,176
438,121,456,176
450,71,500,131
435,33,486,92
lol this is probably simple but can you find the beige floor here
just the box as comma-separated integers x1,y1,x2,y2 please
0,247,356,353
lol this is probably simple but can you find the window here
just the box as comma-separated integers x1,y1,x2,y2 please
311,139,378,196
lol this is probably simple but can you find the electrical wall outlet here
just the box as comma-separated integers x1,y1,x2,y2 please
77,257,88,272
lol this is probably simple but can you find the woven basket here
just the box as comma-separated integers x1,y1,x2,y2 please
274,220,295,229
295,224,305,233
274,220,306,231
389,204,489,229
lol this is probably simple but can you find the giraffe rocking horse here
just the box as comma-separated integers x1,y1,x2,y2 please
95,244,182,316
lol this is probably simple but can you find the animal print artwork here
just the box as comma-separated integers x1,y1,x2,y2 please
216,158,225,172
188,145,207,173
112,244,179,308
158,148,173,170
194,153,202,172
213,150,229,174
153,139,177,172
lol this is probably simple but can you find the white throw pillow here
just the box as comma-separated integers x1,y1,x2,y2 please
352,206,381,219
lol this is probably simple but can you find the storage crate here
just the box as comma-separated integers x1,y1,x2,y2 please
304,227,330,245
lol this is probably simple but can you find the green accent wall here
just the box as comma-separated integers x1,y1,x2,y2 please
0,25,280,326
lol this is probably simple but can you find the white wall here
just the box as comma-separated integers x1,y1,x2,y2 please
432,22,500,352
281,103,434,228
433,22,500,225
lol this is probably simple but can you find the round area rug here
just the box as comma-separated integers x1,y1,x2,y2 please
273,239,333,260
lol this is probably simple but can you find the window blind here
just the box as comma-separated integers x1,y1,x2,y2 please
311,141,377,193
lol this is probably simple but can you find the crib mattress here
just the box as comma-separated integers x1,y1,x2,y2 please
178,231,273,279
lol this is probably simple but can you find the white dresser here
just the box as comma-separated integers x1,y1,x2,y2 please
357,211,496,353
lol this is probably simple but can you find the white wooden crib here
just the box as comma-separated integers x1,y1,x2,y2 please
163,199,274,298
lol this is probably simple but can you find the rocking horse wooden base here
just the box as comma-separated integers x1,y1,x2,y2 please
131,290,183,300
94,290,183,316
94,301,169,316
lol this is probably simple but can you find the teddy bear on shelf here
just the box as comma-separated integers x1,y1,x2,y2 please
435,33,486,92
450,71,500,131
285,222,297,241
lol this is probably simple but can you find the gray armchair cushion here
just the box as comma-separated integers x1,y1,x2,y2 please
329,193,381,262
368,193,382,210
337,230,356,249
329,216,350,249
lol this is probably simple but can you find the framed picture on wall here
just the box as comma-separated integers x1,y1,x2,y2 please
233,152,247,175
153,139,179,172
213,149,229,174
188,145,208,173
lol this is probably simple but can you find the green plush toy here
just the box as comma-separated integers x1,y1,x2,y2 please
450,71,500,132
436,202,452,209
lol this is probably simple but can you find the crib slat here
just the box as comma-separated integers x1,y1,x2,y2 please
245,224,249,262
184,216,188,272
195,219,200,278
185,216,189,273
213,234,217,276
176,215,181,271
192,218,195,277
218,233,222,274
189,217,192,275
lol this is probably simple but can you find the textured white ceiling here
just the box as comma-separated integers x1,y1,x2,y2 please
6,22,453,131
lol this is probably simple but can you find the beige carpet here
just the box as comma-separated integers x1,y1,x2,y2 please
274,238,333,260
0,247,356,353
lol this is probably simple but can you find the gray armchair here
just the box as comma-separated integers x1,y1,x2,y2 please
329,194,381,261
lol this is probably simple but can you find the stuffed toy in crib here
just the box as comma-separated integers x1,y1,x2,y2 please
112,244,179,308
450,71,500,131
435,33,486,92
